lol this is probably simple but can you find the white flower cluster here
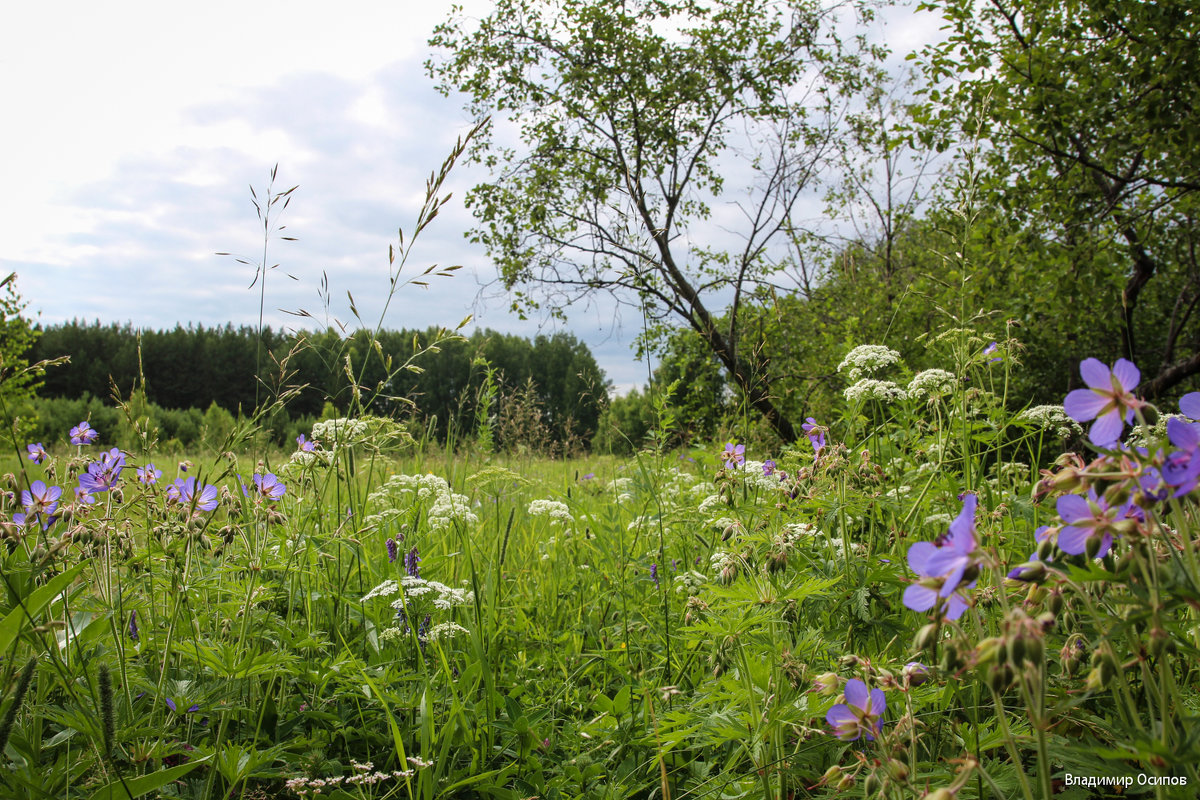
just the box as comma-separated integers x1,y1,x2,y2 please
389,575,474,610
673,570,707,596
1127,414,1184,448
311,417,371,447
844,379,907,403
742,460,786,492
367,473,478,532
1018,404,1084,439
288,449,333,468
361,580,399,602
527,499,573,523
427,621,470,642
697,494,725,515
907,369,957,399
838,345,903,381
284,760,421,797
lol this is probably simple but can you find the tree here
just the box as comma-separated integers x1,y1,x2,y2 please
918,0,1200,396
427,0,887,441
0,273,45,445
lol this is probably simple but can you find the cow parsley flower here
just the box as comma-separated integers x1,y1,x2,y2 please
837,345,902,381
907,369,956,399
528,499,573,523
845,379,906,403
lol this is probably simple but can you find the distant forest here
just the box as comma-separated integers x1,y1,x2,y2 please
26,321,609,449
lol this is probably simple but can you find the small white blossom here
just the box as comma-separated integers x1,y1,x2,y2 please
1018,404,1084,439
907,369,957,399
427,622,469,642
844,379,907,403
527,499,573,523
362,580,399,601
838,345,903,381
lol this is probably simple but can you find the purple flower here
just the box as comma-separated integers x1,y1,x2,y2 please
902,493,979,621
14,480,63,530
248,472,286,501
26,442,48,464
405,546,421,579
128,610,139,641
296,434,317,452
581,472,595,481
386,537,398,563
826,679,886,741
983,341,1001,363
167,477,219,512
1056,489,1121,557
1063,358,1143,446
721,442,745,469
1181,392,1200,421
137,464,163,485
762,460,777,477
78,448,126,494
801,418,826,460
69,421,99,446
1163,417,1200,496
903,662,930,687
650,563,659,588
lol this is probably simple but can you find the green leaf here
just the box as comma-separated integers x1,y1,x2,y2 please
0,563,85,655
88,756,211,800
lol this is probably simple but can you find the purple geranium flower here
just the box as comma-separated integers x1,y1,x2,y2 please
801,417,826,460
78,448,126,494
14,480,63,530
721,442,745,469
247,472,286,501
296,434,317,452
902,493,979,621
1056,489,1120,558
69,421,99,446
26,442,48,464
137,463,163,485
826,679,886,741
1063,358,1143,446
167,477,219,512
762,460,777,477
903,662,931,687
1162,417,1200,497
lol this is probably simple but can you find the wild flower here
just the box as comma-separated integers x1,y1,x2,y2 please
428,622,469,642
907,369,957,399
14,480,62,530
528,498,573,523
137,463,163,485
25,442,48,464
296,433,317,452
838,344,902,381
762,459,776,476
1181,392,1200,420
844,379,906,403
362,580,400,601
826,679,886,741
1063,358,1143,446
78,448,125,493
128,610,139,641
405,546,421,578
903,493,980,621
903,662,930,687
386,537,398,563
721,442,745,469
983,341,1001,362
742,461,787,492
650,563,659,588
246,472,286,502
801,417,826,459
311,417,370,447
1162,417,1200,496
69,421,99,446
1056,489,1123,558
167,477,219,512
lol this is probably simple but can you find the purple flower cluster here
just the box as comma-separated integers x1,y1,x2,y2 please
79,448,126,494
903,493,980,621
13,480,62,531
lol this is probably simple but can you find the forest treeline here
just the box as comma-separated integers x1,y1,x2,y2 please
23,321,608,452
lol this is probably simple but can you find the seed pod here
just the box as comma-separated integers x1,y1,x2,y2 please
1149,628,1168,659
1007,635,1026,667
864,772,882,794
836,774,855,790
886,758,909,782
822,765,842,785
914,623,940,651
1048,589,1064,616
924,789,955,800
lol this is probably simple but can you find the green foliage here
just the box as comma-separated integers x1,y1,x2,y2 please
0,274,43,445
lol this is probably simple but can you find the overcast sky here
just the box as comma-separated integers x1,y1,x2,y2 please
1,0,941,393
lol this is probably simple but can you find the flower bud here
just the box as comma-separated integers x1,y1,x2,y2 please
1036,536,1056,561
821,765,842,785
1085,665,1107,691
1149,628,1168,659
903,662,931,687
974,636,1004,667
1085,534,1104,559
886,758,909,782
1007,636,1026,666
864,772,882,794
836,774,855,790
923,789,955,800
1048,589,1064,616
914,623,940,651
813,672,839,696
988,664,1012,693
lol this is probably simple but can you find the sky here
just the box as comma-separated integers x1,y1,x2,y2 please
1,0,943,394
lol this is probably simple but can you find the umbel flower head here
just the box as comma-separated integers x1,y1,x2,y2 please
1063,358,1143,446
903,493,980,621
826,679,886,741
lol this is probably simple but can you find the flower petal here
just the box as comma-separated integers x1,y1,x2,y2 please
869,688,886,716
1079,358,1112,389
1064,388,1108,423
843,678,869,711
1055,493,1091,524
906,541,938,575
1088,409,1125,446
903,583,938,612
1111,358,1140,392
1180,392,1200,420
1057,525,1089,555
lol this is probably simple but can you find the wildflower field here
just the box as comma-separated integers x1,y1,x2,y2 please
3,334,1199,800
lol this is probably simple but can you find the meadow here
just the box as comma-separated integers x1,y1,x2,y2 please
3,329,1199,800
